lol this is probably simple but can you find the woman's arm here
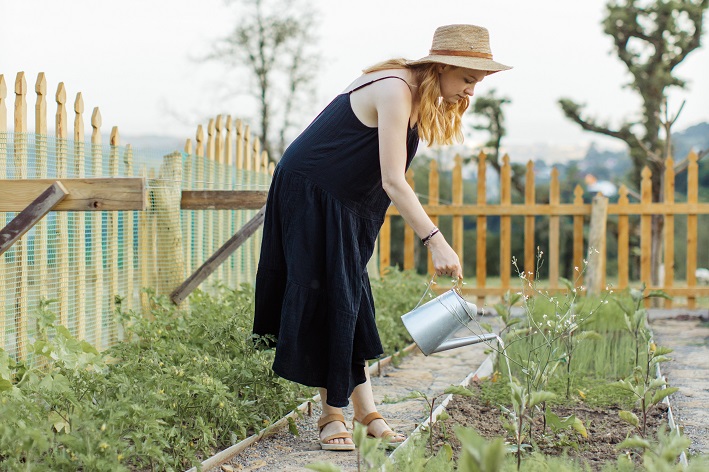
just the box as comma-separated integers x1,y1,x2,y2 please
374,80,462,279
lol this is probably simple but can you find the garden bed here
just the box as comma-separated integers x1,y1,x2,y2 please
431,379,669,471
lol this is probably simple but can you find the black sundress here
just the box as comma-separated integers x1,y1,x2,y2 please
253,76,420,407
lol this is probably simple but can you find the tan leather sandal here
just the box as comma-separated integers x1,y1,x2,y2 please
354,412,406,450
318,413,355,451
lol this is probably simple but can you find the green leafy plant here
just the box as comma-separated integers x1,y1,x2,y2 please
614,342,678,437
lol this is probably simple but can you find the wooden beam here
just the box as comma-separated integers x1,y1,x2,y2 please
0,178,145,211
171,204,267,305
0,181,68,256
180,190,268,210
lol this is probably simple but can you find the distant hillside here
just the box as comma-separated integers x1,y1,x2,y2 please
673,122,709,160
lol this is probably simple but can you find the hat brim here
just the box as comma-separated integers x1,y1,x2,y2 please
406,55,512,74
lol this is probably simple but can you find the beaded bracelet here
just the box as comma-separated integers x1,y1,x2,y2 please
421,226,440,246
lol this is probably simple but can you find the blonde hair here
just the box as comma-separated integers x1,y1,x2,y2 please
362,59,469,147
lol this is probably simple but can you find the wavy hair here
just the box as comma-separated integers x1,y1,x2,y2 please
362,59,469,147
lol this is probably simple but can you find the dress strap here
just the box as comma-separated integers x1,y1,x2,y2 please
348,75,411,94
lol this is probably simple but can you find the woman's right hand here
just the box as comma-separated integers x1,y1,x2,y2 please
426,232,463,279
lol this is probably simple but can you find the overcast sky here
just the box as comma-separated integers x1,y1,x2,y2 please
2,0,708,153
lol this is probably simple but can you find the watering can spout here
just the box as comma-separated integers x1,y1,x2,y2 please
401,290,498,356
433,332,499,353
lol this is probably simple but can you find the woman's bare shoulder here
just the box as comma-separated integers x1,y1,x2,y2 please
341,69,413,94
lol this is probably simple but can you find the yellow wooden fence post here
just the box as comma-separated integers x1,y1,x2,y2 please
476,151,487,307
35,74,49,305
0,74,6,350
123,144,135,314
548,167,560,289
404,168,415,270
55,81,70,328
663,157,675,308
452,155,464,262
195,125,205,278
499,155,511,293
74,92,87,340
524,160,535,282
573,185,584,289
91,107,105,346
427,159,439,276
108,127,120,340
640,167,652,306
617,185,630,290
14,72,28,359
225,116,234,287
686,151,699,308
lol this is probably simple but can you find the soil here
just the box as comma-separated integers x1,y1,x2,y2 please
430,380,669,471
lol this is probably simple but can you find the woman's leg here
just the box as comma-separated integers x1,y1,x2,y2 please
350,365,405,442
319,388,354,446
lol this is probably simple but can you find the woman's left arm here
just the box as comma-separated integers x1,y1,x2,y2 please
375,81,462,278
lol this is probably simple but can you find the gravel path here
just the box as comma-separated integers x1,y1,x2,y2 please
207,325,498,472
650,312,709,455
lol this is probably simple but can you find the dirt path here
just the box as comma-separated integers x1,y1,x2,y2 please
208,327,497,472
650,313,709,455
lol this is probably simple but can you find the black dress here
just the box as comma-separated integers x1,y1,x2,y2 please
253,76,419,407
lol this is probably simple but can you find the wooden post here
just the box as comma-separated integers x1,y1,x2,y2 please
155,153,184,297
206,119,216,278
640,167,652,306
74,92,87,340
427,159,439,276
55,82,70,327
123,145,134,314
108,127,120,340
225,116,234,287
573,185,584,288
617,185,630,289
500,155,511,292
403,168,415,270
476,151,487,307
686,151,698,308
194,125,205,276
215,115,226,283
139,165,151,313
183,139,193,281
14,72,28,359
586,193,608,296
235,120,244,285
452,155,464,262
663,157,675,308
250,136,261,280
524,160,535,282
548,167,560,289
35,74,49,303
0,74,6,350
91,107,104,346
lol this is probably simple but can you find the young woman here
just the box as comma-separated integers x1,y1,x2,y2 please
253,24,511,451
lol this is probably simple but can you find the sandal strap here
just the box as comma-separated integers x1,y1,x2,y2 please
321,431,353,443
380,430,401,440
357,412,386,426
318,413,346,431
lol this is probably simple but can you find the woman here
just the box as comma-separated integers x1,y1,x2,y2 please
253,24,511,451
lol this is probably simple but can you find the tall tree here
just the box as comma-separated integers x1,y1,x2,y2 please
209,0,320,159
469,89,525,196
558,0,708,285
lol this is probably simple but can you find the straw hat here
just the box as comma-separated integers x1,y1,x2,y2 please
408,24,512,74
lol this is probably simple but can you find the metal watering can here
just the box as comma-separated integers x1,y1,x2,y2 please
401,288,498,356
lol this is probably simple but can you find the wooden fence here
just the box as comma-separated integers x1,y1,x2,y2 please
0,71,272,359
381,153,709,308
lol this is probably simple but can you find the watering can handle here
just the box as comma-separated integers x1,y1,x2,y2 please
413,274,464,311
